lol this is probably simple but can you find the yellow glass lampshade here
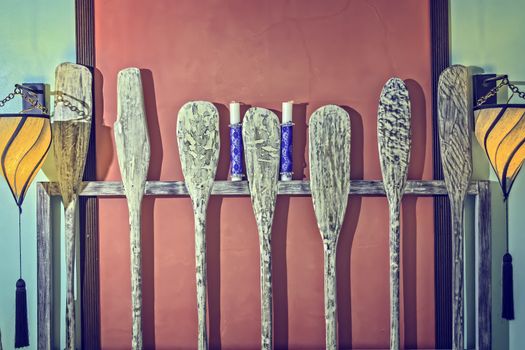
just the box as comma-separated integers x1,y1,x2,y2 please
0,114,51,208
474,105,525,199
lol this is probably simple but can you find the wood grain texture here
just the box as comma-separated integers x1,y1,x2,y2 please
476,182,491,350
37,183,53,350
309,105,351,350
42,180,481,197
52,62,93,350
378,78,411,350
177,101,220,350
438,64,472,350
242,107,281,350
114,68,150,350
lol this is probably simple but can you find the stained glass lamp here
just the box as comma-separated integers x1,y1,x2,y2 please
0,85,51,348
474,74,525,321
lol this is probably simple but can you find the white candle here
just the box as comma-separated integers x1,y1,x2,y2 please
282,101,293,124
230,102,240,124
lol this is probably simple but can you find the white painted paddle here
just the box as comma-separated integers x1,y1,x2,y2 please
52,62,92,350
242,107,280,350
114,68,150,350
438,65,472,350
309,105,350,350
177,101,220,350
377,78,411,350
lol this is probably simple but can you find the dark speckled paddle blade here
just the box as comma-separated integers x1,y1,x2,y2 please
377,77,411,350
438,65,472,350
177,101,220,350
309,104,350,350
242,107,280,350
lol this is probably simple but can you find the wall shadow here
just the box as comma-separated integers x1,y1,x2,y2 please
337,106,364,348
292,103,308,180
94,68,113,180
139,69,164,349
402,79,427,347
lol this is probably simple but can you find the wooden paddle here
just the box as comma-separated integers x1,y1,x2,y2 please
114,67,150,350
438,65,472,350
242,107,280,350
309,105,350,350
52,62,92,350
177,101,220,350
377,78,411,350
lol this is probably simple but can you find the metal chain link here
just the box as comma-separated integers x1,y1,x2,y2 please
54,93,87,117
477,77,525,106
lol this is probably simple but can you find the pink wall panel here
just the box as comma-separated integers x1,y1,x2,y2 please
94,0,435,348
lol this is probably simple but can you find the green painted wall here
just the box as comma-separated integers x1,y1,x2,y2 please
451,0,525,349
0,0,75,349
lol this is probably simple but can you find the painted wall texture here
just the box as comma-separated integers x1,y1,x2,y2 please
94,0,435,348
0,0,75,349
451,1,525,349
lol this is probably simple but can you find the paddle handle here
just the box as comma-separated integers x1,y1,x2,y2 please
323,240,338,350
259,233,273,350
129,203,143,350
193,202,208,350
388,203,401,350
451,200,465,350
64,196,78,350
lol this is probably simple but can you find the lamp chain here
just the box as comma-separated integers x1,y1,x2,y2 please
477,77,525,106
0,84,88,117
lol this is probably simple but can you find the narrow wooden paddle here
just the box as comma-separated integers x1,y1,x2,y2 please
242,107,280,350
438,65,472,350
309,105,350,350
377,78,411,350
177,101,220,350
114,67,150,350
52,62,92,350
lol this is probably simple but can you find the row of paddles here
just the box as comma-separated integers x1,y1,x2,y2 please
52,63,471,350
111,67,413,350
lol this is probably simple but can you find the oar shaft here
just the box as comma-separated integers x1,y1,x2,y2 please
194,203,208,350
323,241,338,350
65,196,77,350
259,233,273,350
389,203,401,350
451,200,465,350
129,205,143,350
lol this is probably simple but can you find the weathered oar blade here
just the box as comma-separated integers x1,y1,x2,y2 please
52,62,92,350
242,107,280,350
377,78,411,350
114,67,150,350
177,101,220,350
309,105,350,350
438,64,472,350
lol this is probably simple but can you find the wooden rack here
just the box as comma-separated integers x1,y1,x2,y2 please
36,179,492,350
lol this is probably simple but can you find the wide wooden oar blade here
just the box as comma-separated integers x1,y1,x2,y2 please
114,67,150,350
309,104,351,240
438,64,473,350
115,68,150,201
53,62,92,207
177,101,220,350
242,107,280,350
438,65,473,199
378,77,411,200
177,101,220,198
378,77,411,350
243,107,281,232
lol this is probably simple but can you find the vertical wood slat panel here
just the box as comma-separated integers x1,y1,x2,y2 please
430,0,452,347
37,183,53,350
477,182,492,350
75,0,100,349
